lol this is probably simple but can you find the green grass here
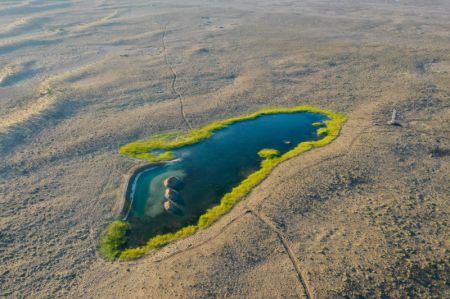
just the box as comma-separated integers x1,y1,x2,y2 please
100,220,131,260
258,148,281,159
111,105,347,261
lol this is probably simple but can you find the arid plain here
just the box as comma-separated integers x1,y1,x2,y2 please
1,0,449,298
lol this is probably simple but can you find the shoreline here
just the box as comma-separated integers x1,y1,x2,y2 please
110,106,347,261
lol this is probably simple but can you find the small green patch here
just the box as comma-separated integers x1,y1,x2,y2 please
99,220,131,260
317,127,329,136
258,148,281,159
312,122,323,127
132,151,176,162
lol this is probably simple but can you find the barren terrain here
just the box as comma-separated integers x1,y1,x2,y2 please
0,0,449,298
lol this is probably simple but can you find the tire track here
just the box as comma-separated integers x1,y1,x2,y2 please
248,209,312,299
161,24,192,130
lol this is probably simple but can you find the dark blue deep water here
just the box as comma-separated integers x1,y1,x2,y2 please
127,112,327,246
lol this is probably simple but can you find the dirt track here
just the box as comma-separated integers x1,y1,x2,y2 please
1,0,449,298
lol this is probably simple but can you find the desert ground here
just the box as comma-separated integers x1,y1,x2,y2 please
0,0,449,298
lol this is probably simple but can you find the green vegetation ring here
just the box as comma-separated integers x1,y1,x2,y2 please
100,105,347,261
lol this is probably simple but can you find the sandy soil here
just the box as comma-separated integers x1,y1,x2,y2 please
1,0,449,298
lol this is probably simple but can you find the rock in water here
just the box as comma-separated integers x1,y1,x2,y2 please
163,176,184,190
164,200,177,213
164,188,185,205
163,200,183,216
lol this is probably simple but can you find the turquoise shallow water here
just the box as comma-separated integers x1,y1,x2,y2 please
127,112,327,246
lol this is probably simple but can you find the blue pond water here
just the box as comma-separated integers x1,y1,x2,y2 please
127,112,327,246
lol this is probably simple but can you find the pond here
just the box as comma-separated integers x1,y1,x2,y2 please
126,112,328,247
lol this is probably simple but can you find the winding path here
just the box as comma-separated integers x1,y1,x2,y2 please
161,24,192,130
248,209,312,299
